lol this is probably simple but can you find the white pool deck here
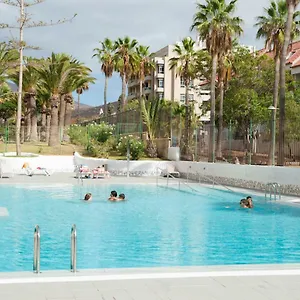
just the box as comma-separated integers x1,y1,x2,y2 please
1,265,300,299
1,173,300,299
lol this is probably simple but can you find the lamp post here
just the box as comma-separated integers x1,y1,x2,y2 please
268,105,277,166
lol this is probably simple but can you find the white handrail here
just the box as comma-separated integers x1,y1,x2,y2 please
33,225,40,274
70,224,77,273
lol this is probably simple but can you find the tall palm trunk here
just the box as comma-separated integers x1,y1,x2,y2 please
183,82,190,156
216,80,224,158
40,104,47,142
278,2,296,166
25,102,31,142
58,94,66,142
208,53,218,163
77,92,80,122
16,0,25,156
63,94,73,141
46,111,51,144
49,94,60,146
104,76,108,118
268,54,280,165
121,73,126,110
29,91,38,142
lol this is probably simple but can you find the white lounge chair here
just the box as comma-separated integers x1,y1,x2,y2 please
161,165,180,178
22,162,52,176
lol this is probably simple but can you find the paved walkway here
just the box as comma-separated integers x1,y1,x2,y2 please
1,266,300,299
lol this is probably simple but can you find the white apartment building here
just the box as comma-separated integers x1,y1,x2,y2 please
127,44,211,122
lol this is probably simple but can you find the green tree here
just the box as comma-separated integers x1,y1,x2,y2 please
278,0,300,165
38,53,76,146
141,97,164,158
0,42,18,84
11,57,40,142
114,37,138,110
191,0,243,162
93,38,115,117
169,37,198,157
223,47,274,148
256,0,300,164
135,45,155,103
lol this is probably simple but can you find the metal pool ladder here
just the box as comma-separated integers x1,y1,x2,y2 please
33,225,40,273
70,224,77,273
265,182,281,200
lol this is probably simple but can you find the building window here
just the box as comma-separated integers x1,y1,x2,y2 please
158,65,164,74
180,78,193,88
180,94,186,103
158,79,164,88
189,94,194,101
180,77,185,88
158,92,164,100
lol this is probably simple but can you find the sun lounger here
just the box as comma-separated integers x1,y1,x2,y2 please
161,165,180,178
92,166,110,179
22,163,52,176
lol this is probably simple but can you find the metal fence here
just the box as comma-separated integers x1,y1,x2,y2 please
1,112,300,165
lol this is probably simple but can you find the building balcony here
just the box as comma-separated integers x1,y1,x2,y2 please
128,80,138,88
144,87,152,94
127,92,137,100
156,73,164,78
155,87,164,93
145,75,152,81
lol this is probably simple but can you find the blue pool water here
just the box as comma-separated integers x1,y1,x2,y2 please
1,183,300,272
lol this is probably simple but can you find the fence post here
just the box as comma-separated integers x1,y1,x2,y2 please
229,120,232,163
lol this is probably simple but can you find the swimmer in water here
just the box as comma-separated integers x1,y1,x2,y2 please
84,193,92,201
108,190,117,201
117,193,126,201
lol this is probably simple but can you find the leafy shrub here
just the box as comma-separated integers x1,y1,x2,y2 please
117,135,145,160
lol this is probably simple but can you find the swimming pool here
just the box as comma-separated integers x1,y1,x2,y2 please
0,183,300,272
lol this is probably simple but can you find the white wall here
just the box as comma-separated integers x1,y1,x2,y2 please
175,161,300,186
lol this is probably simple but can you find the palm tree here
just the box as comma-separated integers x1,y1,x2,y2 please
191,0,243,162
0,42,18,84
135,45,155,103
278,0,300,166
169,37,198,157
256,0,299,165
62,71,95,140
114,37,138,110
38,53,76,146
76,82,89,122
141,97,164,157
93,38,115,117
36,86,50,142
216,50,234,158
11,57,40,142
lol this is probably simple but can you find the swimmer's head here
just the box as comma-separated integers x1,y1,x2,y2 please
119,193,125,200
110,190,117,198
84,193,92,201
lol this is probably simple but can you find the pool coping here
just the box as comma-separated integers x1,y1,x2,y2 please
1,264,300,284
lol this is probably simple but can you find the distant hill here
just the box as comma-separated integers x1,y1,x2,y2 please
72,101,120,122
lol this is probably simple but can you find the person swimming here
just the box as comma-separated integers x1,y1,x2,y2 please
117,193,126,201
108,190,117,201
84,193,92,201
240,196,253,209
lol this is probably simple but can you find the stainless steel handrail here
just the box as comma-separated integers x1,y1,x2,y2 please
33,225,40,274
265,182,281,200
70,224,77,273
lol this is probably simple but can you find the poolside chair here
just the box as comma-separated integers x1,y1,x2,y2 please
161,165,180,178
22,162,51,176
92,166,110,179
76,165,92,179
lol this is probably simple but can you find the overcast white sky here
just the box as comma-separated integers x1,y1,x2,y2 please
0,0,271,106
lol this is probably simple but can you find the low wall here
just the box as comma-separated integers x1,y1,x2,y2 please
175,161,300,196
74,153,169,176
0,154,74,174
